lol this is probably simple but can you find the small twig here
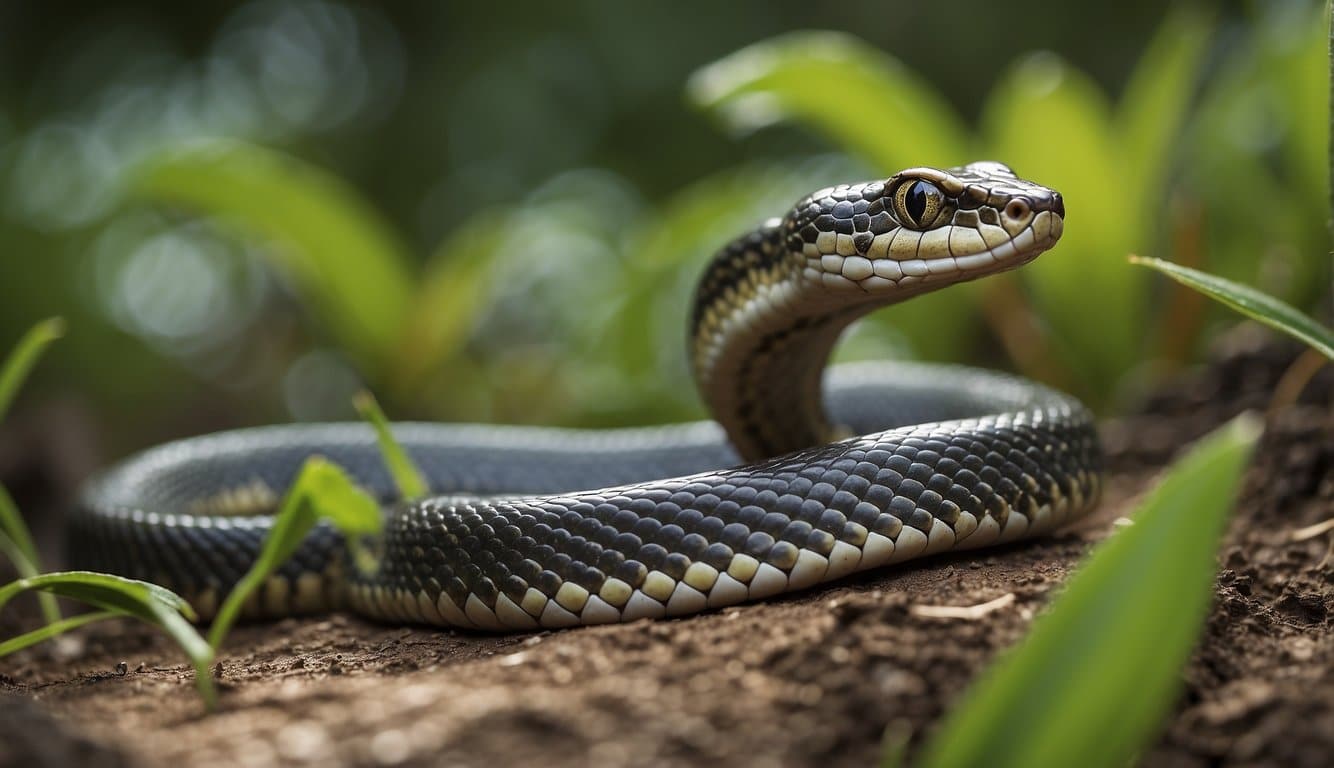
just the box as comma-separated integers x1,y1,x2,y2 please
910,592,1016,620
1290,517,1334,543
1266,347,1329,421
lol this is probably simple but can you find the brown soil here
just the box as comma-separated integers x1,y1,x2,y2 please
2,329,1331,768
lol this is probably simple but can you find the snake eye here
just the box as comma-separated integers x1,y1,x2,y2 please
892,180,945,229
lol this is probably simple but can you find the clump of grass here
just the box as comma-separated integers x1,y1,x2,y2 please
0,571,217,706
0,320,427,710
0,319,217,703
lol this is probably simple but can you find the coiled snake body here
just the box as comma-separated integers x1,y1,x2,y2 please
71,162,1101,631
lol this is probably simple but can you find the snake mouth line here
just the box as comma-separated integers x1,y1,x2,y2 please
805,209,1064,293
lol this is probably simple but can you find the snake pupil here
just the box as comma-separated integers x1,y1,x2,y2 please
905,181,929,223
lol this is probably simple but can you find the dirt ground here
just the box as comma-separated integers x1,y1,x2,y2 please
1,329,1330,768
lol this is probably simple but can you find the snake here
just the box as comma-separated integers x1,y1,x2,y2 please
69,161,1101,631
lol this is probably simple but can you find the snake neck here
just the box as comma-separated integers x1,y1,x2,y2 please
690,220,866,461
690,166,1067,463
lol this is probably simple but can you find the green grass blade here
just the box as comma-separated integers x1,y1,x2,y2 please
0,319,65,624
914,414,1261,768
0,610,117,657
0,571,215,706
1131,256,1334,359
0,317,64,425
0,526,35,575
687,31,969,171
0,485,41,577
1118,8,1214,198
0,571,194,622
353,392,427,501
129,140,416,375
207,457,381,649
0,486,61,624
387,214,502,397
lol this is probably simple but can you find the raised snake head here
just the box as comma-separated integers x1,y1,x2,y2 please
786,161,1065,297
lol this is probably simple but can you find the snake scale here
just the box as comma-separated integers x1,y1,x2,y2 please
70,161,1102,631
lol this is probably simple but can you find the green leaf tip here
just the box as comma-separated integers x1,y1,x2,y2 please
31,317,67,339
1130,256,1334,360
686,31,968,170
1,316,68,425
911,413,1260,768
354,390,428,501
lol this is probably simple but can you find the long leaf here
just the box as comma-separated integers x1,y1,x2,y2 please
0,610,117,657
387,211,504,396
0,318,65,623
207,457,381,649
0,316,64,423
129,140,416,375
1131,256,1334,359
1118,8,1214,199
0,487,60,624
913,414,1261,768
0,571,215,706
0,571,194,623
353,391,427,501
0,486,40,578
687,31,969,171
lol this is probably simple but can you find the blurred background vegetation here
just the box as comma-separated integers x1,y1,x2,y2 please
0,0,1326,468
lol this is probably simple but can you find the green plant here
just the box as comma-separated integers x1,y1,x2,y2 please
0,487,57,625
205,456,382,649
0,319,421,710
0,320,216,703
1131,256,1333,360
0,572,217,706
687,15,1207,403
127,140,491,402
900,414,1260,768
354,391,429,501
0,318,68,624
125,141,855,427
687,5,1327,408
893,243,1331,765
1179,1,1330,317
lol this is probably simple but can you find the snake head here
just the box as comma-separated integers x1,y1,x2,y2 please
787,161,1064,295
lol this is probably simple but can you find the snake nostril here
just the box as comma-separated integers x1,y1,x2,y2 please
1051,193,1065,217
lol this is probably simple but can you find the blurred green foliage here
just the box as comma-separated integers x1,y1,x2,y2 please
0,316,392,710
132,141,417,375
0,0,1326,453
691,5,1327,408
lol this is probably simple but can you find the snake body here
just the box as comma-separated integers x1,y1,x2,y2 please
70,162,1101,630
